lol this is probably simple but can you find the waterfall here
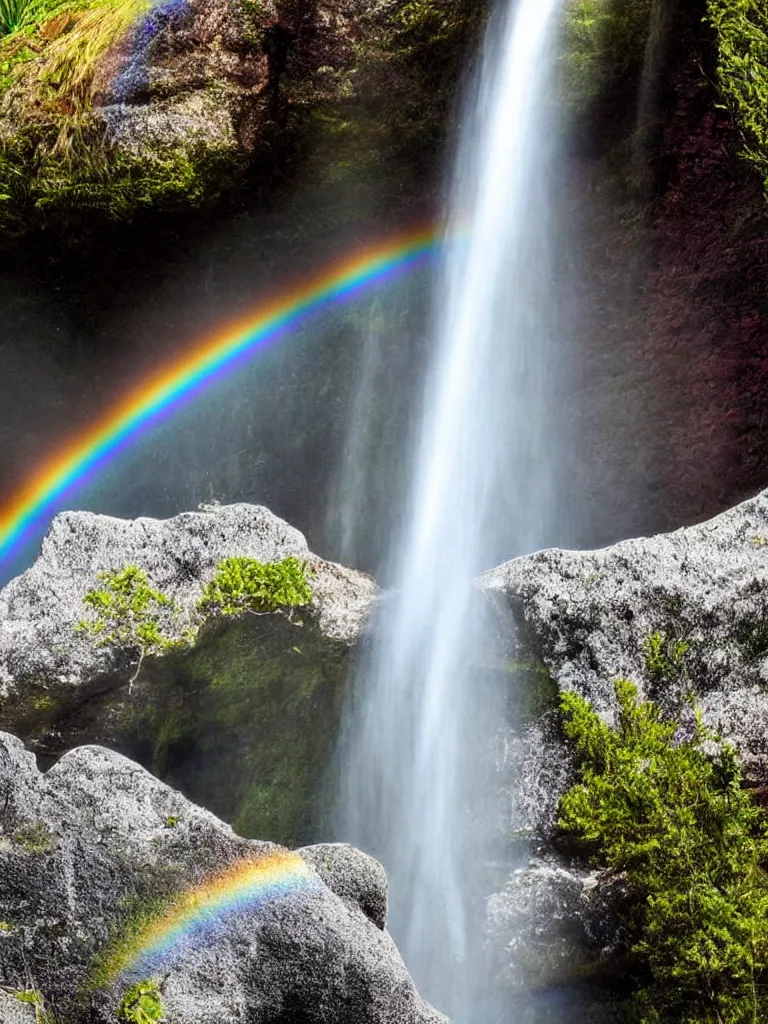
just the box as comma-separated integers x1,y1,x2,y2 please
335,0,565,1018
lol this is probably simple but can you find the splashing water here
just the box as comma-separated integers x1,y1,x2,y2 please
335,0,566,1018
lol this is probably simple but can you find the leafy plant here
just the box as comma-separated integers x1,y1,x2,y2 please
198,556,313,618
560,678,768,1023
78,566,180,689
708,0,768,192
643,629,689,682
0,0,45,36
118,979,164,1024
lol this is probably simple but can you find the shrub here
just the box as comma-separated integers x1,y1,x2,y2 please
198,556,313,618
560,678,768,1023
708,0,768,191
78,566,180,687
642,629,688,682
118,979,164,1024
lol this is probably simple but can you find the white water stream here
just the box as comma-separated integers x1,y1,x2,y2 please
336,0,565,1017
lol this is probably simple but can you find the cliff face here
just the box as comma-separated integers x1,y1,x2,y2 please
559,0,768,548
0,0,486,240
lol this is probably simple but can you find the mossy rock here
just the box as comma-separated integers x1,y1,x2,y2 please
137,612,350,847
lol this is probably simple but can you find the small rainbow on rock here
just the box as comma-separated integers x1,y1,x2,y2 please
0,226,439,569
109,851,318,980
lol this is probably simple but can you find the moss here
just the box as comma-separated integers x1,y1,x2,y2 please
14,820,53,853
142,614,349,847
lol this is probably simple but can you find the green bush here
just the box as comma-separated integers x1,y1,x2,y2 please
78,567,181,687
708,0,768,190
198,556,313,618
118,979,164,1024
560,678,768,1023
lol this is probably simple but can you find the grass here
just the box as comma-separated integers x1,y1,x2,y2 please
0,0,46,35
40,0,151,110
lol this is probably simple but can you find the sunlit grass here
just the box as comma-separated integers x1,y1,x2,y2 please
0,0,47,37
41,0,152,106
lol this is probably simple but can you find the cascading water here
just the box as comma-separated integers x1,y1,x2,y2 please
335,0,566,1019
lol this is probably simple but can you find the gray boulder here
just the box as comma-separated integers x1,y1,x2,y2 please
0,504,376,847
481,488,768,998
0,731,446,1024
0,502,375,698
299,842,389,931
483,487,768,789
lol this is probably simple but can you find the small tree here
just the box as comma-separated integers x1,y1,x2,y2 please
78,566,180,691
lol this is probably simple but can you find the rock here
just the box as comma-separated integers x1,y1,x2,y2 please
0,0,366,233
481,488,768,999
299,842,389,930
0,730,446,1024
0,990,37,1023
483,487,768,790
0,504,376,846
486,858,630,992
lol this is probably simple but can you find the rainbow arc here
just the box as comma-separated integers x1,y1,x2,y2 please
0,227,438,567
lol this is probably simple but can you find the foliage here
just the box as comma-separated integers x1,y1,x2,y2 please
118,980,164,1024
78,566,179,656
198,556,313,618
78,567,183,688
643,629,689,682
0,0,46,37
0,0,235,236
561,0,653,117
39,0,150,111
559,678,768,1023
708,0,768,191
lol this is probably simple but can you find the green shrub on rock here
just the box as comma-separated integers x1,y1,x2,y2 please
78,567,182,688
118,979,164,1024
560,678,768,1023
198,556,313,618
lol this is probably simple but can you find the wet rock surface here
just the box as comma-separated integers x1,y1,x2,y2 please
0,731,445,1024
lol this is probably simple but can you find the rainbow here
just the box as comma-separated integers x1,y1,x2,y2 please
109,851,319,980
0,226,439,568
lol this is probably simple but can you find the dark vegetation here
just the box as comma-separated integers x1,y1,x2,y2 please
561,680,768,1024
